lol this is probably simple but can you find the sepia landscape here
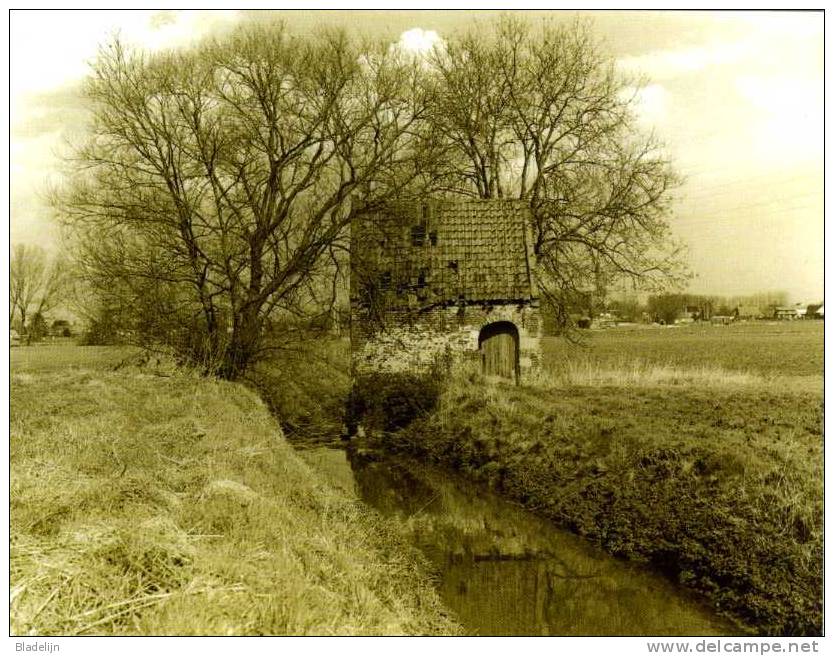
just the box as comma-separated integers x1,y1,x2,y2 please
10,10,823,639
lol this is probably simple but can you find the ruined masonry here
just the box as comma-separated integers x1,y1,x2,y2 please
350,199,541,383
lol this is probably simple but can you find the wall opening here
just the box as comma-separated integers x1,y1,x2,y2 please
478,321,520,384
411,222,427,246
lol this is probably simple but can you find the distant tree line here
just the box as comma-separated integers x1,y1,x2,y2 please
551,290,797,328
53,16,684,379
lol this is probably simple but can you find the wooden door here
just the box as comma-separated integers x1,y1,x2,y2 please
480,323,519,382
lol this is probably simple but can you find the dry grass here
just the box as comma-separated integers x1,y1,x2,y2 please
537,358,761,388
10,351,460,636
11,344,138,373
531,357,822,394
542,321,823,377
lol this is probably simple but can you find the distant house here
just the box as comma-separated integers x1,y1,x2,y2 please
49,320,73,337
735,305,762,320
774,306,798,320
593,312,619,329
684,302,712,322
794,304,808,319
806,303,824,319
711,315,733,325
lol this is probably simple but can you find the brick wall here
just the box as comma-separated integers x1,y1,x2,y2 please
351,301,542,381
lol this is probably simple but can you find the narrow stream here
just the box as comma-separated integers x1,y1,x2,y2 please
297,444,744,637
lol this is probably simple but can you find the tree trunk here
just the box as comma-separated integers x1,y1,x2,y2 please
220,308,261,380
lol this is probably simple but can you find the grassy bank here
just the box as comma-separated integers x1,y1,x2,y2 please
372,366,822,636
10,347,460,635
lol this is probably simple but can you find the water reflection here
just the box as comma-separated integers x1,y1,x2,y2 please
298,446,743,636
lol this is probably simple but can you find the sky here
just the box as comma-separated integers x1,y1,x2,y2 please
9,9,824,303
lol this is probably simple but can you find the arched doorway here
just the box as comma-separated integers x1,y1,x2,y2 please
478,321,520,383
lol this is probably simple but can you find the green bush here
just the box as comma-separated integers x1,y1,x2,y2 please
348,371,442,434
80,317,121,346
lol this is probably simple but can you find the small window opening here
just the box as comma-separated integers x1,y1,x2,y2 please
411,222,427,247
417,269,428,288
429,231,438,246
448,260,459,273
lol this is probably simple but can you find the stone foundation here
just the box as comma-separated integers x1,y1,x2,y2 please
351,301,541,381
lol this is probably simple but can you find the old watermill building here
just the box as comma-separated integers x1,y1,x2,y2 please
350,199,542,383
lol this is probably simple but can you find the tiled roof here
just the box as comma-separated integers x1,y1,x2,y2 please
351,199,535,306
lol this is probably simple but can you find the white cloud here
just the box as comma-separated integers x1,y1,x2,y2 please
11,10,239,101
617,13,820,83
716,11,822,41
734,75,822,168
396,28,442,55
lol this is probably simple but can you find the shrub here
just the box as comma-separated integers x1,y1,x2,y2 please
80,317,121,346
347,370,442,434
248,338,351,441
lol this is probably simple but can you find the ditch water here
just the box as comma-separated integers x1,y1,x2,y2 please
296,444,744,637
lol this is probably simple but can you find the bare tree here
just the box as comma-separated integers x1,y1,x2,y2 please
428,16,687,331
56,16,685,368
9,244,43,326
56,22,436,378
10,244,67,335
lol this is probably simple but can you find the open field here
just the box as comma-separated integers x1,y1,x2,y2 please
543,321,823,378
11,344,138,374
254,321,823,440
10,346,459,635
